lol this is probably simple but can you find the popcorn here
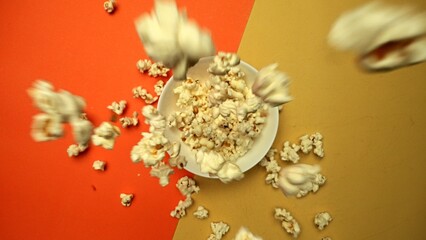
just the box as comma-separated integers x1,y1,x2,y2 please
280,141,300,163
136,59,152,72
176,176,200,196
299,134,313,154
134,0,215,80
131,106,173,167
314,212,333,230
328,2,426,71
142,105,167,133
169,55,269,182
259,148,281,188
217,162,244,183
103,0,115,13
208,52,240,75
234,227,263,240
277,164,326,198
70,118,94,146
107,100,127,115
131,131,168,166
170,195,193,219
92,160,106,171
67,144,88,157
119,111,139,128
154,80,165,96
193,206,209,219
208,221,230,240
195,150,225,175
132,86,158,104
274,208,301,238
252,64,292,107
322,237,332,240
91,122,121,150
311,132,324,158
28,80,93,146
148,62,169,77
120,193,134,207
150,162,174,187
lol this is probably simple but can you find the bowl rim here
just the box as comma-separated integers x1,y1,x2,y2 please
157,56,279,178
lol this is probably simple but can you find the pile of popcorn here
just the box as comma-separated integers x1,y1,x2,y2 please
168,52,269,182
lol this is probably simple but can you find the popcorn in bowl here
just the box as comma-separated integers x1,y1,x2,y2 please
158,53,280,182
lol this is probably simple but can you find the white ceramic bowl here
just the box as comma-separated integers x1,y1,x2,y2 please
157,57,279,178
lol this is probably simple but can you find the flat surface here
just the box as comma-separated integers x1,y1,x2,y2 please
0,1,254,239
173,0,426,239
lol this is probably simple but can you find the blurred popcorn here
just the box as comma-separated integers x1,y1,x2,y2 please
234,227,263,240
329,1,426,71
149,162,174,187
28,80,93,146
134,0,215,80
277,164,326,198
91,122,121,150
252,64,293,107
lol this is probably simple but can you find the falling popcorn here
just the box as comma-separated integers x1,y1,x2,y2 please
329,1,426,71
134,0,215,80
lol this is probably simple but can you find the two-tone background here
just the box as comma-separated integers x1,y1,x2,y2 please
1,0,425,239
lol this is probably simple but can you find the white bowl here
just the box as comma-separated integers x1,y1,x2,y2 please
157,57,279,178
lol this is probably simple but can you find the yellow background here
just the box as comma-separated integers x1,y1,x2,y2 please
174,0,426,239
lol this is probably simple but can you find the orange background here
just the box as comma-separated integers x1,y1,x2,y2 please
0,1,254,239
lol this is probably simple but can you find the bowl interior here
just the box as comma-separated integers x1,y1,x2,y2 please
157,57,279,178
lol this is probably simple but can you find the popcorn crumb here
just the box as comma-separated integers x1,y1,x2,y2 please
311,132,324,158
120,193,133,207
67,144,88,157
119,111,139,128
322,237,332,240
234,227,263,240
193,206,209,219
136,59,152,72
148,62,169,77
259,149,281,188
107,100,127,115
92,160,106,171
208,221,229,240
103,0,115,13
314,212,333,230
280,141,300,163
150,162,174,187
132,86,158,104
299,135,313,154
274,208,301,238
176,176,200,196
170,195,192,219
91,122,121,150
